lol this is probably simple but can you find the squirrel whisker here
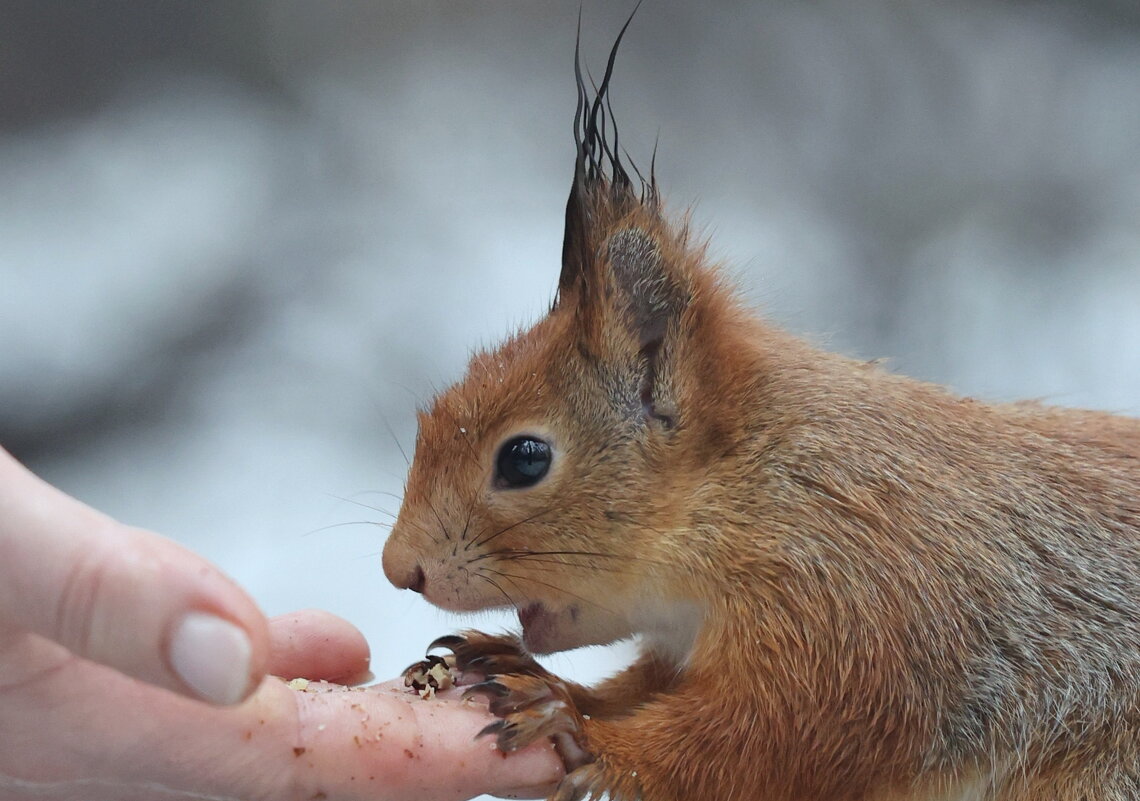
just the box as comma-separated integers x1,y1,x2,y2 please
468,505,564,550
301,520,388,539
480,567,622,619
325,494,400,520
472,547,671,571
471,571,519,610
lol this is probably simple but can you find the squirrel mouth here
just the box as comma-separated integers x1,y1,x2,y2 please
518,602,551,631
518,602,577,652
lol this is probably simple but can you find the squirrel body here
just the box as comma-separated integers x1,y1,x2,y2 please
382,22,1140,801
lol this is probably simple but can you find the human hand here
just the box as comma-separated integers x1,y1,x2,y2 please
0,447,562,800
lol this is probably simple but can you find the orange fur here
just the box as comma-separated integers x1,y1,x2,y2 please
382,24,1140,801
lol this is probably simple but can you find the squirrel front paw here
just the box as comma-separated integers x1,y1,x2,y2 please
415,632,640,801
464,672,593,770
467,673,624,801
423,633,615,795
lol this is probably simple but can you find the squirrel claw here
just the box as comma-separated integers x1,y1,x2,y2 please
476,718,509,739
423,630,550,677
552,763,619,801
427,633,466,652
462,679,510,702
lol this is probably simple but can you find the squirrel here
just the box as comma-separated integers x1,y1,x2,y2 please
381,13,1140,801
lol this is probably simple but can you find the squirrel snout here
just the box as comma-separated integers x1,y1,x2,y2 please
401,564,427,594
382,542,426,593
390,563,426,594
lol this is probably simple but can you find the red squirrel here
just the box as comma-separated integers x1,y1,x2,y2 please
381,15,1140,801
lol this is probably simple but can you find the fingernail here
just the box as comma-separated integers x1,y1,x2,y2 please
169,612,253,705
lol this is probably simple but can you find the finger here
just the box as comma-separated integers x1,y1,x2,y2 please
268,609,372,683
289,681,564,801
0,652,562,801
0,448,270,705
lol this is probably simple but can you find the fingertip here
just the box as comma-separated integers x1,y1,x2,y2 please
84,524,274,706
158,540,272,705
0,451,273,705
268,609,371,683
168,611,256,705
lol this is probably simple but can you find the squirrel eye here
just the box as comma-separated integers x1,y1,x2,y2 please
495,436,552,488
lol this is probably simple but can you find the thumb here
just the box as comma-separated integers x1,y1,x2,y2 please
0,448,269,704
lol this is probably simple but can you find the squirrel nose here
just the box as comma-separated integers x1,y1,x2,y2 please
406,565,426,594
388,562,426,594
382,536,426,592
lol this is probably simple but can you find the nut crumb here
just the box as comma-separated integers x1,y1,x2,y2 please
405,654,458,699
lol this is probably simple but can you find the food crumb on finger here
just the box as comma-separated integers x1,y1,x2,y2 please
404,654,459,699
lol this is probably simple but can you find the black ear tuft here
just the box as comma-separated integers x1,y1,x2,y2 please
558,3,655,302
555,6,682,430
560,173,592,300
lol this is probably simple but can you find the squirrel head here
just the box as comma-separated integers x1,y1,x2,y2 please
383,19,746,656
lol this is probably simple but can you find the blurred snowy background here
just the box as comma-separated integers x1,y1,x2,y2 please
2,0,1138,757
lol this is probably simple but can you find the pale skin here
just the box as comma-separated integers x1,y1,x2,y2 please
0,447,562,801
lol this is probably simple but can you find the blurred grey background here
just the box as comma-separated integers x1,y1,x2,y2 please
2,0,1138,766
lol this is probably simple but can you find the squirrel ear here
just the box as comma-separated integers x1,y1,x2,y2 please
557,209,689,429
556,159,688,429
607,226,687,429
607,227,685,351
